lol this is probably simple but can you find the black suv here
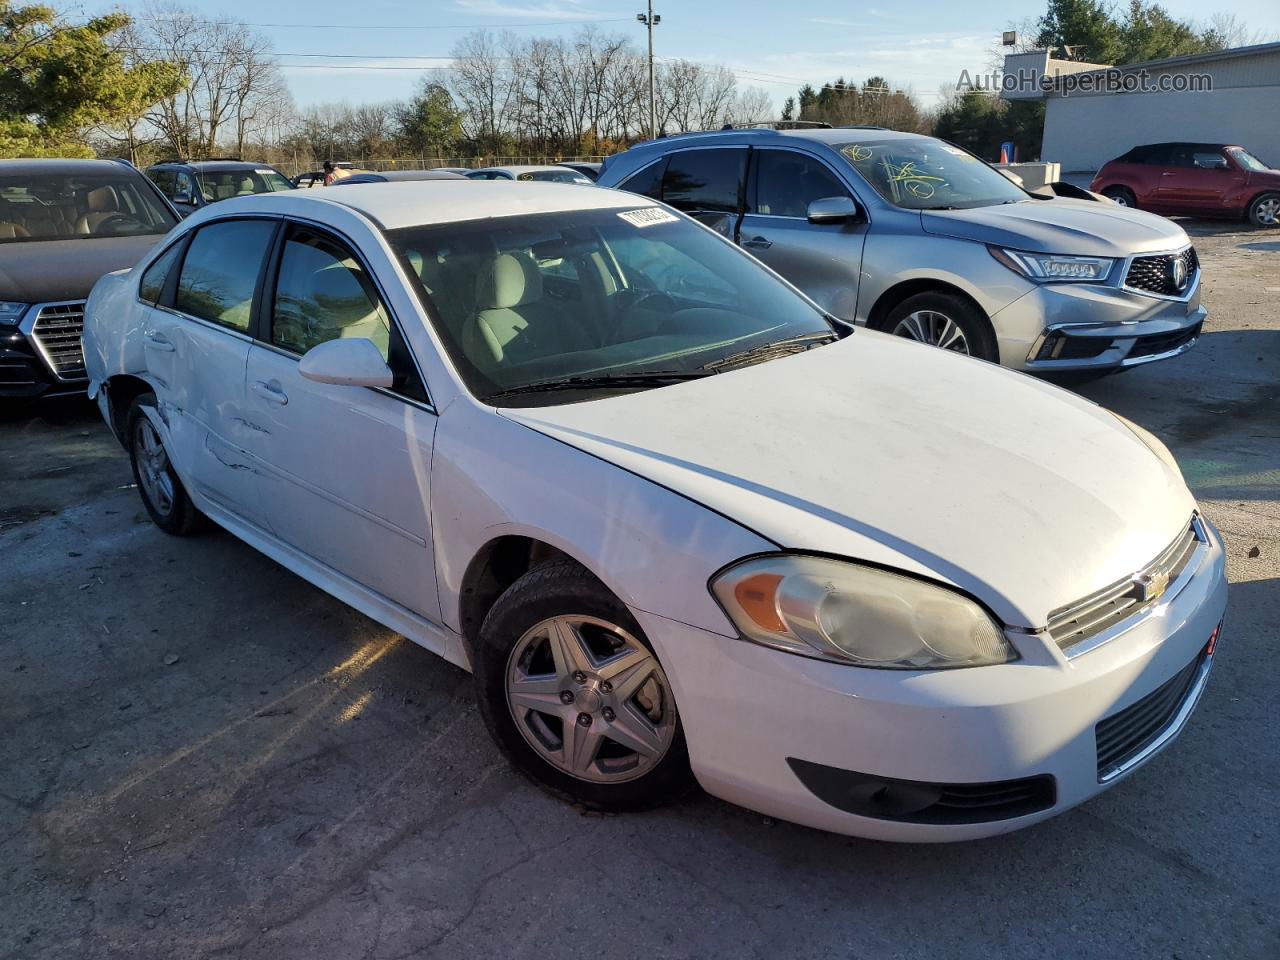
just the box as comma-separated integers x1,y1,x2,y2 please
144,159,294,217
1,158,179,400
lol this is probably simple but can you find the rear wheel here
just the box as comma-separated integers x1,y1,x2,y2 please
1102,186,1136,208
127,396,204,536
1247,192,1279,228
472,560,693,810
883,291,998,362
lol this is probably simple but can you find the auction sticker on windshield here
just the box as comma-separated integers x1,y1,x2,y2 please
619,207,679,227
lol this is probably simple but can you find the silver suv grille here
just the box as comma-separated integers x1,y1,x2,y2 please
30,301,87,381
1047,519,1202,655
1124,246,1198,298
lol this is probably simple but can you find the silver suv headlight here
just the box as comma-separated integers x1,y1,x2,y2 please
711,555,1015,669
989,247,1116,282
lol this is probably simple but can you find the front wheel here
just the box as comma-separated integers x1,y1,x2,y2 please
1247,192,1280,228
127,396,204,536
472,560,693,811
883,291,998,362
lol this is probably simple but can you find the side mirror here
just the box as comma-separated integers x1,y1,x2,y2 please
298,338,394,388
173,191,192,205
807,196,858,224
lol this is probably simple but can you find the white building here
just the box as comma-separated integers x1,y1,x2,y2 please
1002,43,1280,173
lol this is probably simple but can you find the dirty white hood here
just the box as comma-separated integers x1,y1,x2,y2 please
501,331,1195,627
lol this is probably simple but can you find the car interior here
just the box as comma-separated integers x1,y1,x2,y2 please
0,177,172,241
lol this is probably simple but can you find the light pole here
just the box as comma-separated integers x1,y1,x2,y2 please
636,5,661,139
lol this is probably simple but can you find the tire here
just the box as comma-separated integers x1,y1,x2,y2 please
126,395,204,536
1102,186,1136,208
472,559,694,811
882,291,998,363
1247,192,1280,228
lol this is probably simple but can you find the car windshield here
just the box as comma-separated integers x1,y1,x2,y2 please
0,172,177,243
839,138,1027,210
1225,147,1273,173
386,206,835,406
197,168,294,201
517,170,591,184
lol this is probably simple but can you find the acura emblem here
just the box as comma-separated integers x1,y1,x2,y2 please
1170,257,1188,292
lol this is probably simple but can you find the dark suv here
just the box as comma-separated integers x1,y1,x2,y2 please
1,158,178,400
145,159,294,217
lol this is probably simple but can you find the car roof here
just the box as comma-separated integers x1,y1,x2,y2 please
202,180,644,230
151,160,280,172
0,158,139,176
475,165,587,174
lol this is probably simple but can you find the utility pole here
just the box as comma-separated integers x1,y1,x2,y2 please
636,4,661,139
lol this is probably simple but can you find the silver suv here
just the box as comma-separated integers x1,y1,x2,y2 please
597,127,1206,375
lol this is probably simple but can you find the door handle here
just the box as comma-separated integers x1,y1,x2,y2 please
742,236,773,249
252,380,288,406
144,334,175,352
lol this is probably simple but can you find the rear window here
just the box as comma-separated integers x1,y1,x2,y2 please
196,168,294,203
174,220,276,330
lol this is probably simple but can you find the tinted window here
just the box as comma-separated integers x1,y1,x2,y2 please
661,149,746,214
619,157,668,199
752,151,850,217
271,228,391,360
138,241,183,304
148,169,176,196
175,220,276,330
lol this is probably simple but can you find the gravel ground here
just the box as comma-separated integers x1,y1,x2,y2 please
1,221,1277,960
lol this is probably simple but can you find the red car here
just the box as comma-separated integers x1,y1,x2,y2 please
1091,142,1280,227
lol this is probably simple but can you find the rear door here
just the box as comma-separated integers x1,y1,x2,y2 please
238,222,441,621
738,148,867,321
141,217,280,521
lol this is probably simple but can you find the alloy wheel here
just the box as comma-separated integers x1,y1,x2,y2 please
892,310,971,354
505,615,677,784
1255,197,1279,226
134,418,175,517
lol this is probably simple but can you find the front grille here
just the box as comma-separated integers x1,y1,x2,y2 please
1048,520,1201,654
30,302,87,381
1129,321,1202,359
1095,649,1206,781
1125,246,1198,297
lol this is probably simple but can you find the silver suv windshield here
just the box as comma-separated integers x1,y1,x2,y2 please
839,138,1027,210
387,206,836,406
0,173,177,243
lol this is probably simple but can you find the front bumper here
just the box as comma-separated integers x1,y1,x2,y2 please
991,277,1206,373
636,519,1228,842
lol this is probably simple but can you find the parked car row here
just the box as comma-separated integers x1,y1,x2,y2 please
77,177,1228,841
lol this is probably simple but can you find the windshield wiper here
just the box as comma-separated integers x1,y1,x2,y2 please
701,331,837,372
484,370,712,402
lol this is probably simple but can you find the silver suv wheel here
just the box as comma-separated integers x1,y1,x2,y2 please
892,310,971,354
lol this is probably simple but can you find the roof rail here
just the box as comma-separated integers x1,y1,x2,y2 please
835,124,887,130
721,120,833,130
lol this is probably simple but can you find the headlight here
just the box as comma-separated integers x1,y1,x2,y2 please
0,301,28,326
711,555,1016,669
989,247,1115,282
1112,413,1182,476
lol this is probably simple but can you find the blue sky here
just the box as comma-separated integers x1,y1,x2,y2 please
100,0,1280,109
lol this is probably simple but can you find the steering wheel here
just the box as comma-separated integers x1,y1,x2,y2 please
621,289,679,316
95,214,141,234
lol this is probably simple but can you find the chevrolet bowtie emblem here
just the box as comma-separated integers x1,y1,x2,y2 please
1135,570,1171,603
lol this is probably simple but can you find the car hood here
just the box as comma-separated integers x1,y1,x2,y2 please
921,198,1188,257
501,333,1194,628
0,234,161,303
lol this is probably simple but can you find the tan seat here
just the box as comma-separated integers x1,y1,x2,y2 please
76,186,121,234
0,221,30,239
461,252,548,372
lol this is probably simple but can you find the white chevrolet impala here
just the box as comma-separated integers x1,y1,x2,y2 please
83,182,1227,841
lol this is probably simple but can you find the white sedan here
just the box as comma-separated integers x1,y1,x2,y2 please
83,182,1227,841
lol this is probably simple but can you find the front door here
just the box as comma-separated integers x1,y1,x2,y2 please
239,223,441,622
140,218,279,521
738,148,867,322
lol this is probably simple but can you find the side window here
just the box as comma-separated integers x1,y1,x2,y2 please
619,157,668,199
174,171,195,201
138,241,183,304
271,226,428,402
751,150,850,218
1192,151,1228,170
661,149,746,214
174,219,276,331
271,228,392,359
148,169,176,197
